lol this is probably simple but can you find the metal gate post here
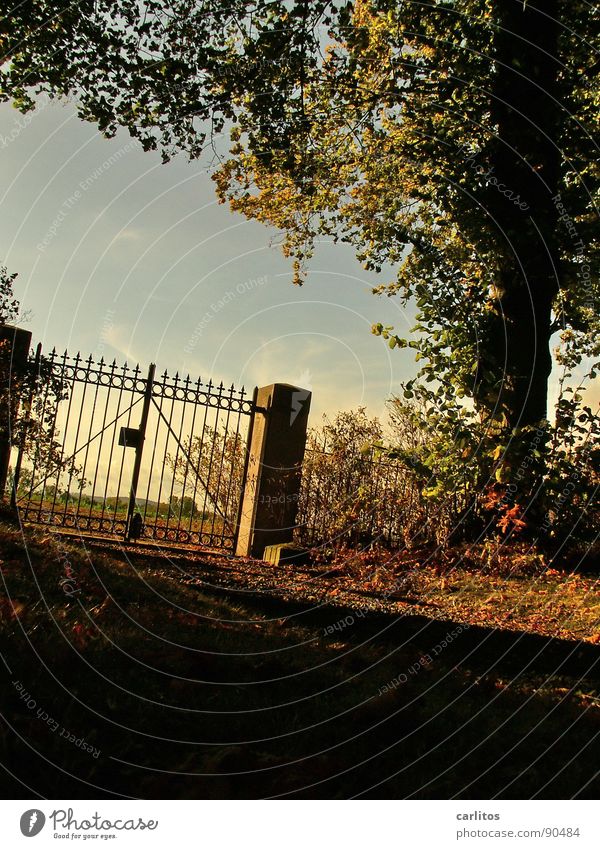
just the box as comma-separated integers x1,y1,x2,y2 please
125,362,155,540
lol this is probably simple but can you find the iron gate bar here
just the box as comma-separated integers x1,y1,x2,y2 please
34,349,60,515
150,370,175,538
220,392,245,548
99,360,133,531
199,392,219,526
180,374,200,536
74,360,102,518
150,396,235,533
86,360,118,526
164,372,187,539
48,352,77,517
43,354,68,519
125,362,155,540
211,384,234,546
232,385,260,553
207,384,229,543
213,386,233,543
61,355,92,525
112,364,141,529
15,396,143,502
191,381,212,536
140,369,167,533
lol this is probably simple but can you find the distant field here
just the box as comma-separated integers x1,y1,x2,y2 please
13,495,230,541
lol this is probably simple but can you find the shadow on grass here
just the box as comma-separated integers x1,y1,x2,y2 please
0,522,598,799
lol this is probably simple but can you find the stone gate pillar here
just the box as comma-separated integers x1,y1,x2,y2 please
235,383,311,559
0,325,32,499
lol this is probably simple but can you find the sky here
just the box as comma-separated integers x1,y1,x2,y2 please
0,95,418,425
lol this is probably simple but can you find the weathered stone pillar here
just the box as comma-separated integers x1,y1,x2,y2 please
0,325,32,499
235,383,311,559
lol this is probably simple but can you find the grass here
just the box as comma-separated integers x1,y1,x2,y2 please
0,519,599,799
311,541,600,643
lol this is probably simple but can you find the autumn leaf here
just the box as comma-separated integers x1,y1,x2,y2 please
498,504,527,534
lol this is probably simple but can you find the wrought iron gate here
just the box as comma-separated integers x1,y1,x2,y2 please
12,348,255,552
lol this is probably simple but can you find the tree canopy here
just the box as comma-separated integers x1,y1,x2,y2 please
2,0,599,531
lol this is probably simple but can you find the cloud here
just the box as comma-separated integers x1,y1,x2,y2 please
98,322,139,364
114,227,145,243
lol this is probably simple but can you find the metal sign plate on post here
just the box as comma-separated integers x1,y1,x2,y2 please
118,426,141,449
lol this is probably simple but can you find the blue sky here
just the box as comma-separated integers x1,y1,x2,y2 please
0,96,417,423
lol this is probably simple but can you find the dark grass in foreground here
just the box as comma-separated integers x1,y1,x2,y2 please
0,521,599,799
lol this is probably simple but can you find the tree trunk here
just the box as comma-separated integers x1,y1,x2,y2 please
476,0,562,435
